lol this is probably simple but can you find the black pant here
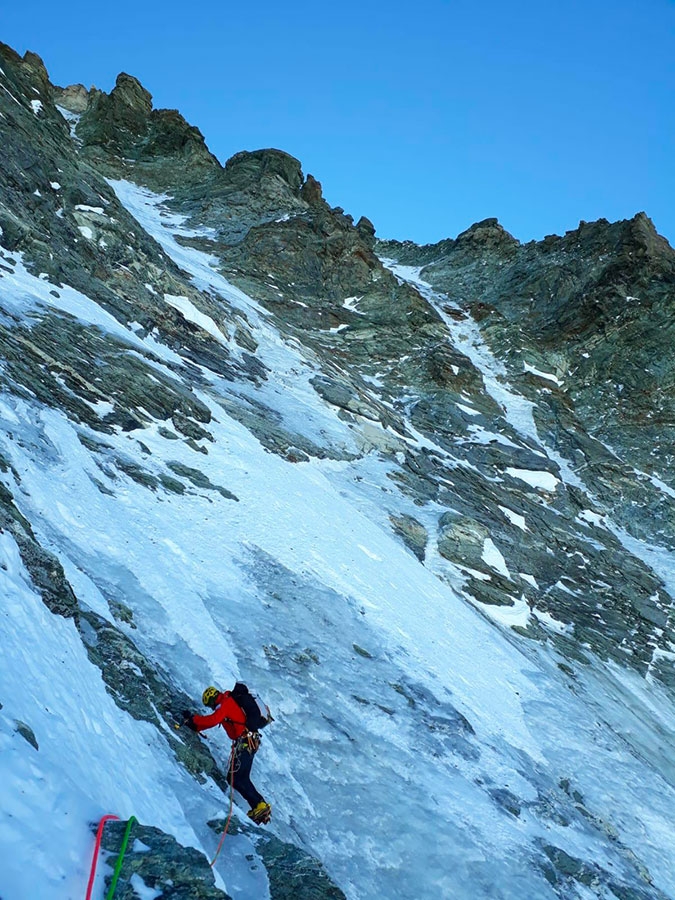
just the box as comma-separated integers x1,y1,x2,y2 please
230,739,264,809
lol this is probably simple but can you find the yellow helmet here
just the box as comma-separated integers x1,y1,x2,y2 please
202,686,220,708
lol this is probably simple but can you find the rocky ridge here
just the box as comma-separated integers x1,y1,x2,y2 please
377,215,675,546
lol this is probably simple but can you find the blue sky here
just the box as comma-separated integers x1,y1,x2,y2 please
3,0,674,244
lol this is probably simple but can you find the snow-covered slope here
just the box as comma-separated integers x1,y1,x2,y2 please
1,178,674,900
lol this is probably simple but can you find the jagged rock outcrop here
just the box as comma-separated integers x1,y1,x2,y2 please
56,64,449,379
0,44,267,443
54,82,90,113
380,212,675,556
101,820,231,899
378,214,675,505
76,72,219,185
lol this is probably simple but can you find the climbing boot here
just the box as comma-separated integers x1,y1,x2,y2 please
247,801,271,824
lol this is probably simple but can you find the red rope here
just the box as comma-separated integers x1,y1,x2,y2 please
209,745,236,867
85,814,120,900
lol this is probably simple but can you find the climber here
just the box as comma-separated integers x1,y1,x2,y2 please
183,683,272,825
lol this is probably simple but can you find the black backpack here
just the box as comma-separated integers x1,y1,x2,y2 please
231,682,272,732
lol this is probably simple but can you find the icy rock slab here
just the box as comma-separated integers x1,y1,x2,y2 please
207,818,347,900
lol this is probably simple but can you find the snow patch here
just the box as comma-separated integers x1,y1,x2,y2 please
482,538,511,578
481,595,530,629
649,474,675,500
523,362,563,386
519,573,539,589
578,509,605,527
535,608,572,635
55,105,82,140
505,467,559,492
457,402,481,417
499,506,528,531
164,293,229,345
130,873,163,899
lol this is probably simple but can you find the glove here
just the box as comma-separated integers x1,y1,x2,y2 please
181,711,198,731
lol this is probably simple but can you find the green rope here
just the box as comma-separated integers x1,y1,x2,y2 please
105,815,137,900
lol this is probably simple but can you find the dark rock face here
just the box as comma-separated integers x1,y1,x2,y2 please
76,72,218,185
101,820,232,900
0,477,78,618
538,841,670,900
379,213,675,515
15,720,39,750
389,513,428,561
379,210,675,673
254,832,347,900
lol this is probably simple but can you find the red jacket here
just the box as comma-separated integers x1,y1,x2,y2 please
192,692,247,740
